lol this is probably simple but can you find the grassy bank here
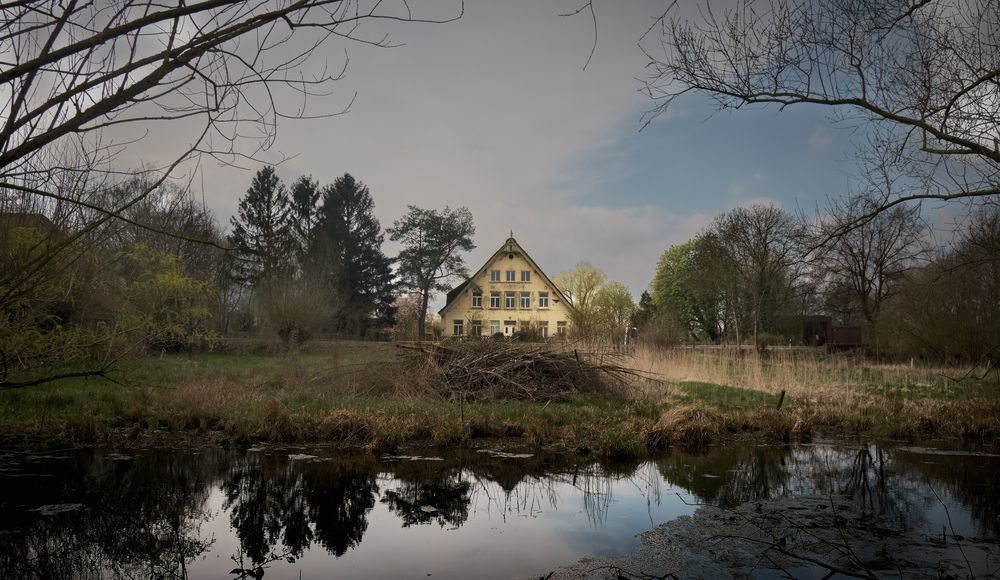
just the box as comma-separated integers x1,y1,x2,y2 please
1,340,997,455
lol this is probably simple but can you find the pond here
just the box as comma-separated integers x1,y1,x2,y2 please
0,441,997,579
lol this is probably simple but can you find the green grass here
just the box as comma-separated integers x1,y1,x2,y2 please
2,341,999,453
674,381,778,410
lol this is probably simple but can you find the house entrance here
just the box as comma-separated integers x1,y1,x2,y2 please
503,320,516,336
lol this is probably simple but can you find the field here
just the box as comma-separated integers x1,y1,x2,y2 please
1,340,997,455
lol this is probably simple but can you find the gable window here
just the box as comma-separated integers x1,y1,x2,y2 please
538,292,549,308
471,320,482,336
453,320,464,336
506,270,516,282
489,291,500,308
504,291,516,309
521,271,531,282
490,270,500,282
471,292,482,308
556,321,567,336
520,292,530,309
489,320,500,335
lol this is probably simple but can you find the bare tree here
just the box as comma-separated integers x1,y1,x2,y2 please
0,0,460,294
711,204,802,347
0,0,459,385
640,0,1000,232
812,192,929,324
880,205,1000,364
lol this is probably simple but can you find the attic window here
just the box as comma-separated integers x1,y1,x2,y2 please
508,254,514,259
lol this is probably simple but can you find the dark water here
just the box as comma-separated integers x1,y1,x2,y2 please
0,441,997,579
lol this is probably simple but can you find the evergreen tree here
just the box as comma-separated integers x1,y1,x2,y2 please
314,174,395,334
289,175,320,262
631,290,655,329
228,166,293,285
387,205,475,339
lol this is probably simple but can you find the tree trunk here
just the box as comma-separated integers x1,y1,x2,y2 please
417,288,430,340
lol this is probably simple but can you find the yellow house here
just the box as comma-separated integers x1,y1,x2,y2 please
439,236,575,338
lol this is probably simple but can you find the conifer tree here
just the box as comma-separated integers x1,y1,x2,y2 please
228,166,293,285
314,174,395,334
289,175,321,262
388,205,475,339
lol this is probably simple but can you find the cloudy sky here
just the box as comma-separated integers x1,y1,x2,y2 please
126,0,862,301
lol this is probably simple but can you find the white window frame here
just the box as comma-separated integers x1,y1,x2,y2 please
471,292,482,308
504,292,516,309
521,270,531,282
506,270,516,282
540,321,549,338
538,292,549,308
520,292,530,309
471,320,482,336
556,321,567,336
489,320,500,335
490,270,500,282
489,292,501,308
453,320,464,336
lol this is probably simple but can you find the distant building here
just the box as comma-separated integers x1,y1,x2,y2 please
801,315,864,349
438,236,575,338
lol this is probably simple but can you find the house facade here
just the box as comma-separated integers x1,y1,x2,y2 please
438,236,575,338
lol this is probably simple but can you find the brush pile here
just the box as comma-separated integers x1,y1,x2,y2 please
396,339,641,402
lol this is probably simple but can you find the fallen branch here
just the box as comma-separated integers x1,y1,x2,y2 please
397,340,645,402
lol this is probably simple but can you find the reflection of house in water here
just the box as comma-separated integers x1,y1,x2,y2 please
800,315,863,349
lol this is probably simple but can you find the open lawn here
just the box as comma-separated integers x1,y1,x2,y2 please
1,340,997,455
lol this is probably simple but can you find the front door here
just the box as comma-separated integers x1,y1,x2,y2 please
504,320,516,336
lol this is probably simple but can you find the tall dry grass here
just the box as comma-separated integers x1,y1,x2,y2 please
629,345,977,404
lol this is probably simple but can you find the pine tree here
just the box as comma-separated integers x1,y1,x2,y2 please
289,175,320,262
228,166,293,286
314,174,395,334
387,205,475,339
632,290,656,329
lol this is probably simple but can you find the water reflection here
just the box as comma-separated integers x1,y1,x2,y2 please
0,441,997,579
222,453,379,564
657,442,999,538
0,450,223,578
380,460,471,528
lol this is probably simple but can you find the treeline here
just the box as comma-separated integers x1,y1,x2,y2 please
642,198,1000,364
227,168,395,343
0,166,475,385
1,174,231,383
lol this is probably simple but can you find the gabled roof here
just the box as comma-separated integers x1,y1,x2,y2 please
439,237,575,315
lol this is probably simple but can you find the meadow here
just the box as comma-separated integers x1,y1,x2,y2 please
1,339,997,456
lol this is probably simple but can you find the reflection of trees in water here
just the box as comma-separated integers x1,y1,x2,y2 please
463,459,662,529
222,453,379,563
656,445,793,508
0,449,226,579
890,448,1000,538
379,458,472,528
380,476,472,528
656,442,1000,539
7,442,993,578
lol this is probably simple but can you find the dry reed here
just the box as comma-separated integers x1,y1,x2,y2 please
629,345,976,405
